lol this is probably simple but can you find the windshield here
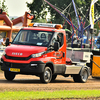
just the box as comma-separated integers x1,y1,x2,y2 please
12,30,54,47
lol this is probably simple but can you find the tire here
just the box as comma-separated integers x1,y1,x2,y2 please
40,67,52,83
4,71,16,81
73,68,88,83
51,74,57,81
73,74,80,82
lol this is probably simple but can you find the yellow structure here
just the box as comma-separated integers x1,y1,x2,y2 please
92,55,100,77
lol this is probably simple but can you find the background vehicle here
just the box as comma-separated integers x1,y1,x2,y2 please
95,36,100,49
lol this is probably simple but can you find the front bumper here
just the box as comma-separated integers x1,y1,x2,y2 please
1,60,46,75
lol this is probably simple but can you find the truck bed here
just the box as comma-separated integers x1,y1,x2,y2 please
66,47,91,63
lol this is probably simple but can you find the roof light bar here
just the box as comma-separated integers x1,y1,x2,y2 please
55,24,63,29
33,23,63,29
28,23,34,27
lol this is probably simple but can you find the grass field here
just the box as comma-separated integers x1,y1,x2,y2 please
0,90,100,100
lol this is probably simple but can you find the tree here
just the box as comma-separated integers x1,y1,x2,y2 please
26,0,47,22
0,0,8,15
26,0,100,28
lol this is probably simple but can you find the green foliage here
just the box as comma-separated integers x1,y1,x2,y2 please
0,90,100,99
26,0,100,30
0,0,8,15
94,20,100,36
26,0,48,22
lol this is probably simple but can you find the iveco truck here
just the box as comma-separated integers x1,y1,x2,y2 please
1,23,91,83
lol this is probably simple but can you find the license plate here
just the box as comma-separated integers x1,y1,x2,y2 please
9,68,20,72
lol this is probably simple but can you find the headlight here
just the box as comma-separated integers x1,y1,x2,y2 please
31,52,44,58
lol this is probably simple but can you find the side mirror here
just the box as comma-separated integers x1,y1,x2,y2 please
54,42,60,51
5,38,9,46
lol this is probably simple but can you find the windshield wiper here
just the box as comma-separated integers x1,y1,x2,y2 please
13,41,25,44
23,42,37,46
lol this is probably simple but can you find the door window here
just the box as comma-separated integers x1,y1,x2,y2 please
51,32,64,47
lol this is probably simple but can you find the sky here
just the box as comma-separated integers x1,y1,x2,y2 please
5,0,33,17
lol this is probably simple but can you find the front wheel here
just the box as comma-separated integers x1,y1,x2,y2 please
73,68,88,83
40,67,52,83
4,71,16,81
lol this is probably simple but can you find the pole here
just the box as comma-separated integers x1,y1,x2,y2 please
90,28,93,49
44,0,77,30
72,0,81,39
72,0,80,27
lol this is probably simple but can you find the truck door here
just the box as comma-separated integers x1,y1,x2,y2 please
51,32,65,64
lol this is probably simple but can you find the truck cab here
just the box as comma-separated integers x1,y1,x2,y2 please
1,23,90,83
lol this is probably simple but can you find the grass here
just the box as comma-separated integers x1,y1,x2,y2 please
0,90,100,100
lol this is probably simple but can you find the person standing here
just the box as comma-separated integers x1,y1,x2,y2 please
0,36,6,46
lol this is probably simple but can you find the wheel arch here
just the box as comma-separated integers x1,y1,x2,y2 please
80,66,90,76
45,62,54,74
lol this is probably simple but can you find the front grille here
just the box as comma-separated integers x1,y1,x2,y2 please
5,54,32,60
4,62,29,68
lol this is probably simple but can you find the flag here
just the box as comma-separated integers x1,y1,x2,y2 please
90,0,98,29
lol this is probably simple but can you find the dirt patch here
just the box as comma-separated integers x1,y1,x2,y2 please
0,72,100,92
1,71,100,100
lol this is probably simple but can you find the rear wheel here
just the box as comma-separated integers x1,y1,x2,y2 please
40,67,52,83
73,68,88,83
4,71,16,81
